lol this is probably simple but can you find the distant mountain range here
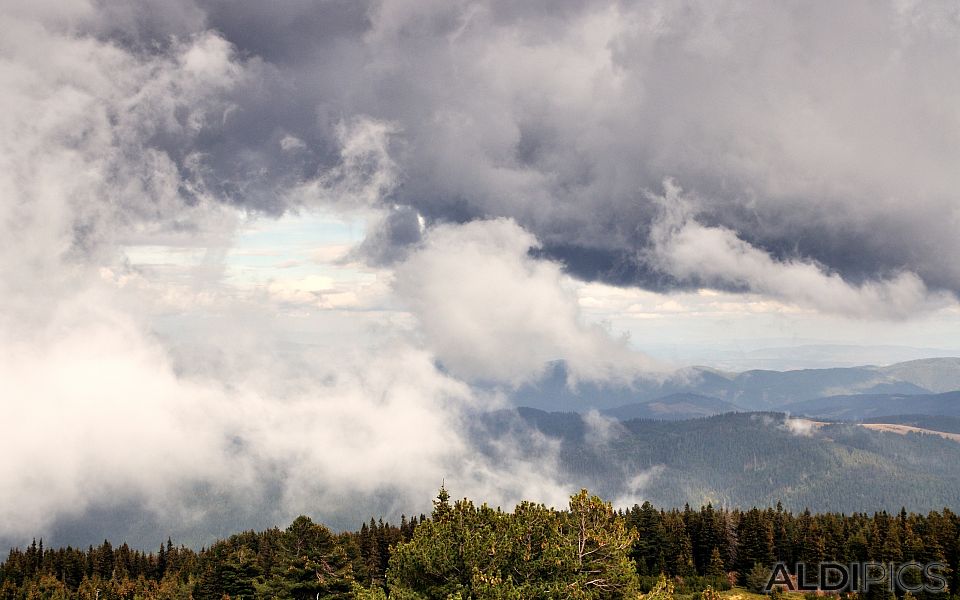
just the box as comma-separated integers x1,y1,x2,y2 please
511,357,960,419
492,357,960,513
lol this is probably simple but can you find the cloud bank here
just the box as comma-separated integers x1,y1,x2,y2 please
32,0,959,310
0,8,581,546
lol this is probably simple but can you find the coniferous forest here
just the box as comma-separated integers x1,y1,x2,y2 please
2,489,959,600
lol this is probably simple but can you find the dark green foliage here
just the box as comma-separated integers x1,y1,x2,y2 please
737,509,774,574
627,502,666,576
745,563,771,593
193,544,260,600
3,491,960,599
385,489,641,598
706,548,725,578
258,516,354,599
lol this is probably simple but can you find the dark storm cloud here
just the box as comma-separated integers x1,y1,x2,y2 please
355,205,424,266
85,0,960,302
201,0,371,63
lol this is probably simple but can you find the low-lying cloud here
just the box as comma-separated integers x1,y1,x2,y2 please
394,218,657,384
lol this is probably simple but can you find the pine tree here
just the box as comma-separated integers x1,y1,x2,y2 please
94,541,114,580
796,510,824,567
358,521,381,585
258,516,354,600
707,547,726,579
156,544,166,580
737,509,774,574
772,502,790,563
565,489,641,596
628,501,666,576
745,563,771,593
433,485,452,523
665,516,696,577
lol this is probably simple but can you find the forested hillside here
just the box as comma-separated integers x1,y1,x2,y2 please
474,411,960,513
3,489,959,600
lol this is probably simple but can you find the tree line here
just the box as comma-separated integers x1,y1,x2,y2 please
2,488,959,599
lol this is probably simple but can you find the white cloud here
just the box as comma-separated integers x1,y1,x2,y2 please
394,218,659,385
279,134,307,152
264,273,389,310
611,466,666,509
295,117,402,209
582,409,625,448
781,417,821,437
647,180,951,319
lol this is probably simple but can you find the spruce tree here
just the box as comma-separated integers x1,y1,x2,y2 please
707,547,726,579
259,516,354,600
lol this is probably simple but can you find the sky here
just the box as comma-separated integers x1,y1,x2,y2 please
1,0,960,547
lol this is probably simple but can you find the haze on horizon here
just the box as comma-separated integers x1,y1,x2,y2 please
2,0,959,549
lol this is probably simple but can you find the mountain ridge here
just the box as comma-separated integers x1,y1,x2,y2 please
510,357,960,412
